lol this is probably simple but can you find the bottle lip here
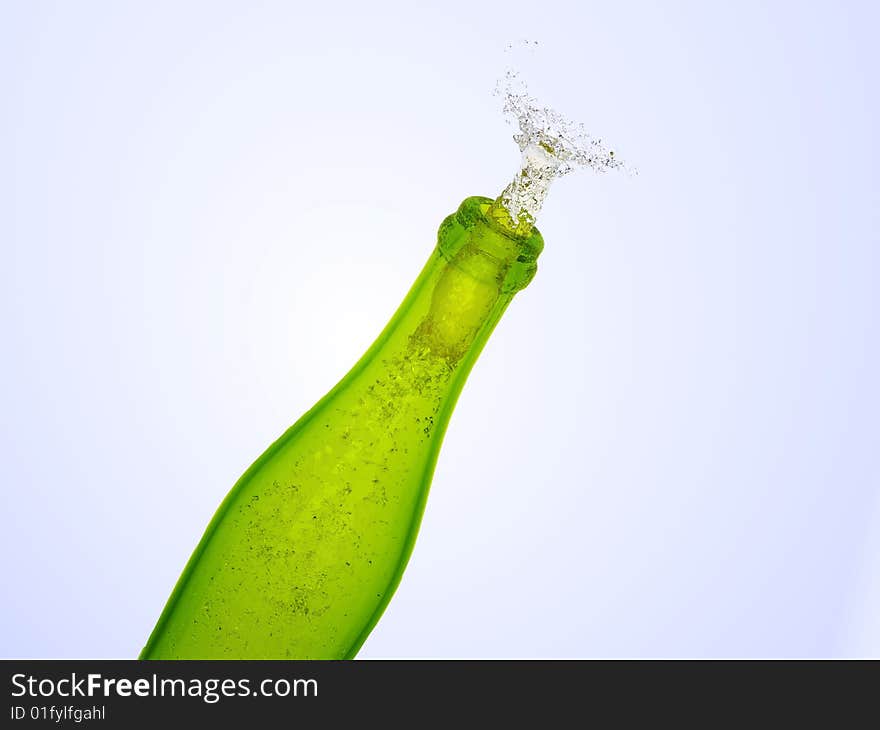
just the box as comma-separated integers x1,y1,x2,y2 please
456,196,544,265
438,196,543,293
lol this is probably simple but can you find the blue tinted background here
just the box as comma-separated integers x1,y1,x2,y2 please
1,1,878,657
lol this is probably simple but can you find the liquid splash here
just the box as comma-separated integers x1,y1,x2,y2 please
495,66,630,226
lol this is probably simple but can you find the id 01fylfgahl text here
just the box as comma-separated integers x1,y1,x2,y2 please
11,705,105,722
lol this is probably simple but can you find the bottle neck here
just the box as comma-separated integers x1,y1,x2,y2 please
410,196,544,367
329,195,542,455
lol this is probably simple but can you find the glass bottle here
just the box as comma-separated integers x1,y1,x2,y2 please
140,195,543,659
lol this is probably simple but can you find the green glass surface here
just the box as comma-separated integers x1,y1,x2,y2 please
140,196,543,659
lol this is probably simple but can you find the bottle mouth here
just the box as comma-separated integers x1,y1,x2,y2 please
437,196,544,293
458,196,544,260
483,194,540,243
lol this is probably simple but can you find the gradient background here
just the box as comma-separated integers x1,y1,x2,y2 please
2,1,878,658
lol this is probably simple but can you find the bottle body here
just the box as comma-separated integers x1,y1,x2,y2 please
140,196,543,659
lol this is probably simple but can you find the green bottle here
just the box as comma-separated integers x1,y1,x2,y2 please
141,195,543,659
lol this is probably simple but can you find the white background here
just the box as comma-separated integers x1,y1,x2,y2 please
2,1,878,657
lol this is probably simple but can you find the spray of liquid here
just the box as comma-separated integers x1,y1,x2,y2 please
494,56,630,228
